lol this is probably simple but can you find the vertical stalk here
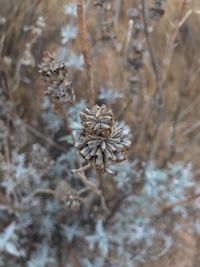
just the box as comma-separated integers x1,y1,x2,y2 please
76,0,94,107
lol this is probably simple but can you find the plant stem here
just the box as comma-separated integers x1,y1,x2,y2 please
161,193,200,213
141,0,163,119
76,0,94,107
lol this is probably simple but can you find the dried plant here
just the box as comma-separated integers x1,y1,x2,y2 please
39,51,75,110
77,105,131,172
0,1,200,267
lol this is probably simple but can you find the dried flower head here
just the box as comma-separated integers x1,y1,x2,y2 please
45,81,75,106
128,40,145,69
150,0,166,20
80,105,114,137
39,51,67,86
55,181,81,211
39,51,75,109
77,105,131,172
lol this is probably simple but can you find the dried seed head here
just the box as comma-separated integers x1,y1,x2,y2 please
55,181,81,211
38,51,67,86
128,40,145,69
78,105,131,171
150,0,166,20
80,105,114,137
39,51,75,109
127,8,140,20
45,81,75,106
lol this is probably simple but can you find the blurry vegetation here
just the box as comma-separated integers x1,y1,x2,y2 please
0,0,200,266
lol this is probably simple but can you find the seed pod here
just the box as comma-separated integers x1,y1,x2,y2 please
78,105,131,170
79,105,114,136
55,181,81,211
39,52,67,86
45,79,75,105
150,0,167,20
39,52,75,110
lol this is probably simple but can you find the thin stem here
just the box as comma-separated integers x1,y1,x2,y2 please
72,163,92,173
26,123,65,152
141,0,163,119
161,193,200,213
162,1,191,83
74,170,109,213
125,19,134,57
76,0,94,106
22,188,55,204
141,0,164,161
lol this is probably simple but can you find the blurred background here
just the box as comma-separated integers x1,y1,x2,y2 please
0,0,200,267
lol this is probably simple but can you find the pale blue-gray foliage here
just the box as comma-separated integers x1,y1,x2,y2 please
66,52,84,69
61,25,77,44
27,244,55,267
82,257,104,267
61,221,81,242
64,3,77,17
105,161,197,266
0,223,25,257
41,96,63,133
51,149,77,181
144,161,194,206
57,46,84,69
86,220,109,258
68,100,86,139
98,87,123,104
2,151,42,196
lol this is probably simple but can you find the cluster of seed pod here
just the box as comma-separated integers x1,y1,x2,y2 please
77,105,131,172
38,52,75,111
149,0,167,20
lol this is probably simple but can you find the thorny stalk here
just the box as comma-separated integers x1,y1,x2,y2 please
76,0,94,107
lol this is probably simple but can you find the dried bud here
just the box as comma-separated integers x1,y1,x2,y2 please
127,8,140,20
127,40,145,69
55,181,81,211
45,81,75,106
150,0,166,20
78,105,131,171
39,51,75,108
80,105,114,137
38,51,66,86
100,20,115,41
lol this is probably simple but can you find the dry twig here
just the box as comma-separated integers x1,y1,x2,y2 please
76,0,94,106
161,193,200,213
